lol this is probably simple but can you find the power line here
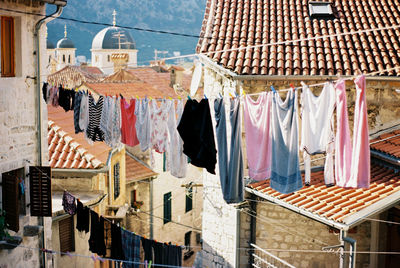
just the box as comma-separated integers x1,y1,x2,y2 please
139,210,201,232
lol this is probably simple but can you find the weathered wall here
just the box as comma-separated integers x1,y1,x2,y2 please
0,1,51,267
110,147,126,206
126,180,151,237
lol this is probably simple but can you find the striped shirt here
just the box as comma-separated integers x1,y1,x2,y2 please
86,95,105,142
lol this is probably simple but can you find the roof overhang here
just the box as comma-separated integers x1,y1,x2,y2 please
38,0,67,7
52,166,109,177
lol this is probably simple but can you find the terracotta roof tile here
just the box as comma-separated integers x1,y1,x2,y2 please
47,65,104,88
197,0,400,76
370,129,400,159
84,82,169,99
247,163,400,224
47,120,104,169
125,154,158,182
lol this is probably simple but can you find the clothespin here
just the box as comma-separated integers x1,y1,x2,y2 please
148,261,152,268
270,86,277,93
187,95,192,100
218,93,223,99
178,95,182,100
169,96,173,101
290,83,295,92
204,94,207,100
229,92,234,98
136,95,140,100
145,260,148,268
91,254,97,262
65,252,73,258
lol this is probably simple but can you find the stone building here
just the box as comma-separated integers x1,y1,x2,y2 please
195,0,400,267
0,0,67,267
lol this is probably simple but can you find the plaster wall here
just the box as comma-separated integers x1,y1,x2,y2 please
91,49,137,75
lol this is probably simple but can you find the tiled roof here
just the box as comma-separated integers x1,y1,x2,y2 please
47,105,111,164
48,120,104,169
102,69,140,83
47,65,104,88
370,129,400,159
197,0,400,76
84,81,170,99
125,154,158,182
247,163,400,225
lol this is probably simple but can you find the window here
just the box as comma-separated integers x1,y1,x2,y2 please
1,16,15,77
130,190,136,207
309,2,334,19
95,55,99,63
62,54,65,63
68,55,71,64
184,231,191,249
107,55,110,62
2,168,25,232
29,166,52,217
163,192,171,224
185,186,193,213
59,216,75,252
113,163,120,200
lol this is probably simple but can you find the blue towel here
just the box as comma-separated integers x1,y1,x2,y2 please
121,229,141,268
270,90,303,194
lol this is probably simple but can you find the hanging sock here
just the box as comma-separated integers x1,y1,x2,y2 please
300,83,336,185
270,90,303,194
243,92,273,181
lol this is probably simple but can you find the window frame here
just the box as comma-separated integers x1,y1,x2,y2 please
163,192,171,224
185,186,193,213
1,16,15,77
113,162,120,200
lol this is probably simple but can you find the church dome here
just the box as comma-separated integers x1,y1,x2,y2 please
47,39,55,49
91,26,136,50
56,37,75,49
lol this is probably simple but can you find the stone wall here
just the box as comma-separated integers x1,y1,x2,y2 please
0,1,51,267
126,180,151,237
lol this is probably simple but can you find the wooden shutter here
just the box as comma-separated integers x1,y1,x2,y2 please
163,192,171,224
1,16,15,77
185,187,193,212
2,173,19,232
113,163,120,200
59,216,75,252
29,166,52,217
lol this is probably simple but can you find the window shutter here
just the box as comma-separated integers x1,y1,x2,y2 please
29,166,52,217
59,216,75,252
2,173,19,232
163,192,171,224
185,187,193,213
1,16,15,77
113,163,120,200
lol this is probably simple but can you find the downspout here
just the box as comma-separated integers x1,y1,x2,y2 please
149,178,154,239
248,195,257,266
34,3,65,268
340,230,357,268
236,208,240,268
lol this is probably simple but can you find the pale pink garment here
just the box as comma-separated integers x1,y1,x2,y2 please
335,80,353,187
349,75,370,188
243,92,272,181
335,76,370,188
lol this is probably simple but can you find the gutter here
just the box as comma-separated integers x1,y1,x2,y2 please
51,166,109,177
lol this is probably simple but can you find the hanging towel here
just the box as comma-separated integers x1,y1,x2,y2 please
214,98,244,203
88,211,106,256
177,99,217,174
135,98,152,152
243,92,273,181
110,223,124,261
300,83,336,185
335,80,353,187
120,98,140,147
121,229,140,268
166,99,187,178
270,90,303,194
76,200,89,233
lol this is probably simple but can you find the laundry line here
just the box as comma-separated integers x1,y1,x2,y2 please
0,242,192,268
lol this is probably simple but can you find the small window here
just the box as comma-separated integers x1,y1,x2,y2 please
68,55,71,64
309,1,334,19
107,55,110,62
59,216,75,252
130,190,136,207
113,163,120,200
1,16,15,77
95,55,99,63
62,54,65,63
163,192,171,224
49,56,51,63
185,186,193,213
184,231,191,249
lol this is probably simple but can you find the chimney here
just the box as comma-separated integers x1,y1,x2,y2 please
169,66,184,88
111,53,129,73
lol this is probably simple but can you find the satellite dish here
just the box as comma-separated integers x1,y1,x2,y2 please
190,61,202,97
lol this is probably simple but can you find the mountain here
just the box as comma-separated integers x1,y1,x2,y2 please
46,0,207,65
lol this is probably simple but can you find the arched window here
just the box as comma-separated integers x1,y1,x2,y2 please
68,55,71,64
49,56,51,63
62,55,65,63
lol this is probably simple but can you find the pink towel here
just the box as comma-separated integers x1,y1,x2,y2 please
335,76,370,188
349,75,370,188
335,80,352,187
243,92,272,180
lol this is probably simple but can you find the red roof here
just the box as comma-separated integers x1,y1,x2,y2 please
247,163,400,225
371,129,400,159
197,0,400,76
125,154,158,182
47,105,111,164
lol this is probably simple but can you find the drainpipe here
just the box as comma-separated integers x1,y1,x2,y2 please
248,195,257,266
235,208,240,268
149,178,154,239
340,230,357,268
34,4,65,268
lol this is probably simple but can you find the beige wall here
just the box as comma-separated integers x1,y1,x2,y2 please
126,180,151,237
109,147,126,206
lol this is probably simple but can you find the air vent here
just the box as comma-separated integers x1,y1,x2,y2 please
309,1,334,19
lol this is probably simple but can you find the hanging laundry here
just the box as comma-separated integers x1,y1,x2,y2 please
150,99,169,153
111,97,121,147
270,90,303,194
88,211,106,256
99,95,113,145
135,98,152,152
120,98,140,147
73,91,83,134
121,229,140,268
86,94,105,142
243,92,273,181
50,85,59,107
177,99,217,174
166,99,187,178
300,83,336,185
62,191,76,215
76,200,89,233
141,237,154,262
214,98,244,203
58,86,75,112
42,82,49,103
110,223,124,261
79,91,89,133
152,241,165,267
